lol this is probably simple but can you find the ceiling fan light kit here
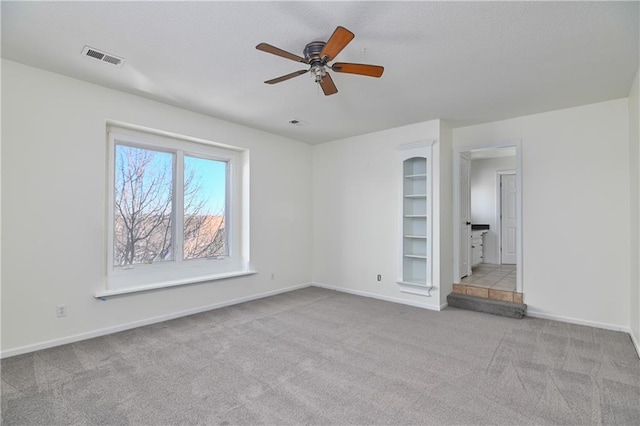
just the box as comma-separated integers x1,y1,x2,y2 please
256,26,384,96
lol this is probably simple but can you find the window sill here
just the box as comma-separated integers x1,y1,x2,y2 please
95,270,258,299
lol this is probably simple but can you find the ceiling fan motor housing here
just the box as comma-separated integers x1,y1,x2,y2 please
304,42,328,82
303,41,327,63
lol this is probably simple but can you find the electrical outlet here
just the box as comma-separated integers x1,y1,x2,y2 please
56,304,67,318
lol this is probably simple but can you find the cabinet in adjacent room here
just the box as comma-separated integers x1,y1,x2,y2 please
471,230,488,267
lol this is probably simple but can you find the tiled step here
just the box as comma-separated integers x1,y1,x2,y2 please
447,293,527,319
453,284,523,303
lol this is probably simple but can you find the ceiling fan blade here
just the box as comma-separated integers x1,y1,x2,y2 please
320,26,354,61
331,62,384,78
256,43,308,64
264,69,309,84
320,72,338,96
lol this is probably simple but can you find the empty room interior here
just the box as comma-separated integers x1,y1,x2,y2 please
1,1,639,425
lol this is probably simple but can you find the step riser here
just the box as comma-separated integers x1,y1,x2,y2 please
453,284,523,304
447,293,526,319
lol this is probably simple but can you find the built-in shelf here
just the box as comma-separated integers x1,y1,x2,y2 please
398,145,433,296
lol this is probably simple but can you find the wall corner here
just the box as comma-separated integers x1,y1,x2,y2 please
435,121,454,307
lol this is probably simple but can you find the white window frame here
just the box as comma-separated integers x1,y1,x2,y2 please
99,124,253,297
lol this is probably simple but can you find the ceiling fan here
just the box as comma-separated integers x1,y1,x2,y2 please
256,26,384,96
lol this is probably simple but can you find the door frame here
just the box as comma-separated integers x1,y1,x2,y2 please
453,140,523,293
496,170,516,265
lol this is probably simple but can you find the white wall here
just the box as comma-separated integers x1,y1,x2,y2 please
470,156,517,264
454,99,630,329
1,60,313,355
437,121,454,307
312,120,448,310
2,58,636,355
629,68,639,350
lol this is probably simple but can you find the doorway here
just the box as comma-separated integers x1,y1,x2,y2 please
453,142,522,297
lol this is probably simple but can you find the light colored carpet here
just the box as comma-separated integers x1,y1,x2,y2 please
2,287,639,425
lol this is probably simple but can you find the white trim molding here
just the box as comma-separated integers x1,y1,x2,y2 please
1,283,311,359
4,282,637,360
527,310,638,357
312,282,443,311
95,270,258,298
105,124,251,295
527,309,633,333
453,140,523,293
526,308,640,358
630,330,640,359
397,141,434,295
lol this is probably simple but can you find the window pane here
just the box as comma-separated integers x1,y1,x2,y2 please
183,156,227,260
114,145,174,266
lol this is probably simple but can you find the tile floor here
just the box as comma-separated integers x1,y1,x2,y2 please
461,263,516,292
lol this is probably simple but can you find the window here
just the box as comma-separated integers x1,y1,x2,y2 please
182,155,228,260
103,125,251,296
113,145,175,266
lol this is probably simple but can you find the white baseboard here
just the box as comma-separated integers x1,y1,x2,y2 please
630,329,640,359
312,282,443,312
0,282,312,359
7,283,635,360
527,309,632,333
528,310,638,357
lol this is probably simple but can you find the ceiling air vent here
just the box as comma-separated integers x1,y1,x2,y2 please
81,46,125,67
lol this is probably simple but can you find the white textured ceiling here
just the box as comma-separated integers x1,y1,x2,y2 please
2,1,638,144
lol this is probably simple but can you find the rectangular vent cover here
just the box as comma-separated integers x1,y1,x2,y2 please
82,46,124,67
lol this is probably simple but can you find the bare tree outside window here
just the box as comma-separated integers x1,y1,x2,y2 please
183,156,227,260
113,145,227,267
114,145,174,265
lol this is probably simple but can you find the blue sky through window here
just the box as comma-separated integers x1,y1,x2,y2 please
115,144,226,217
184,156,226,216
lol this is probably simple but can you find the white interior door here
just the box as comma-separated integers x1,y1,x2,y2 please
500,173,517,264
459,155,471,277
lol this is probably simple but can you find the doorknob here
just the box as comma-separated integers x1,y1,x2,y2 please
466,221,471,225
